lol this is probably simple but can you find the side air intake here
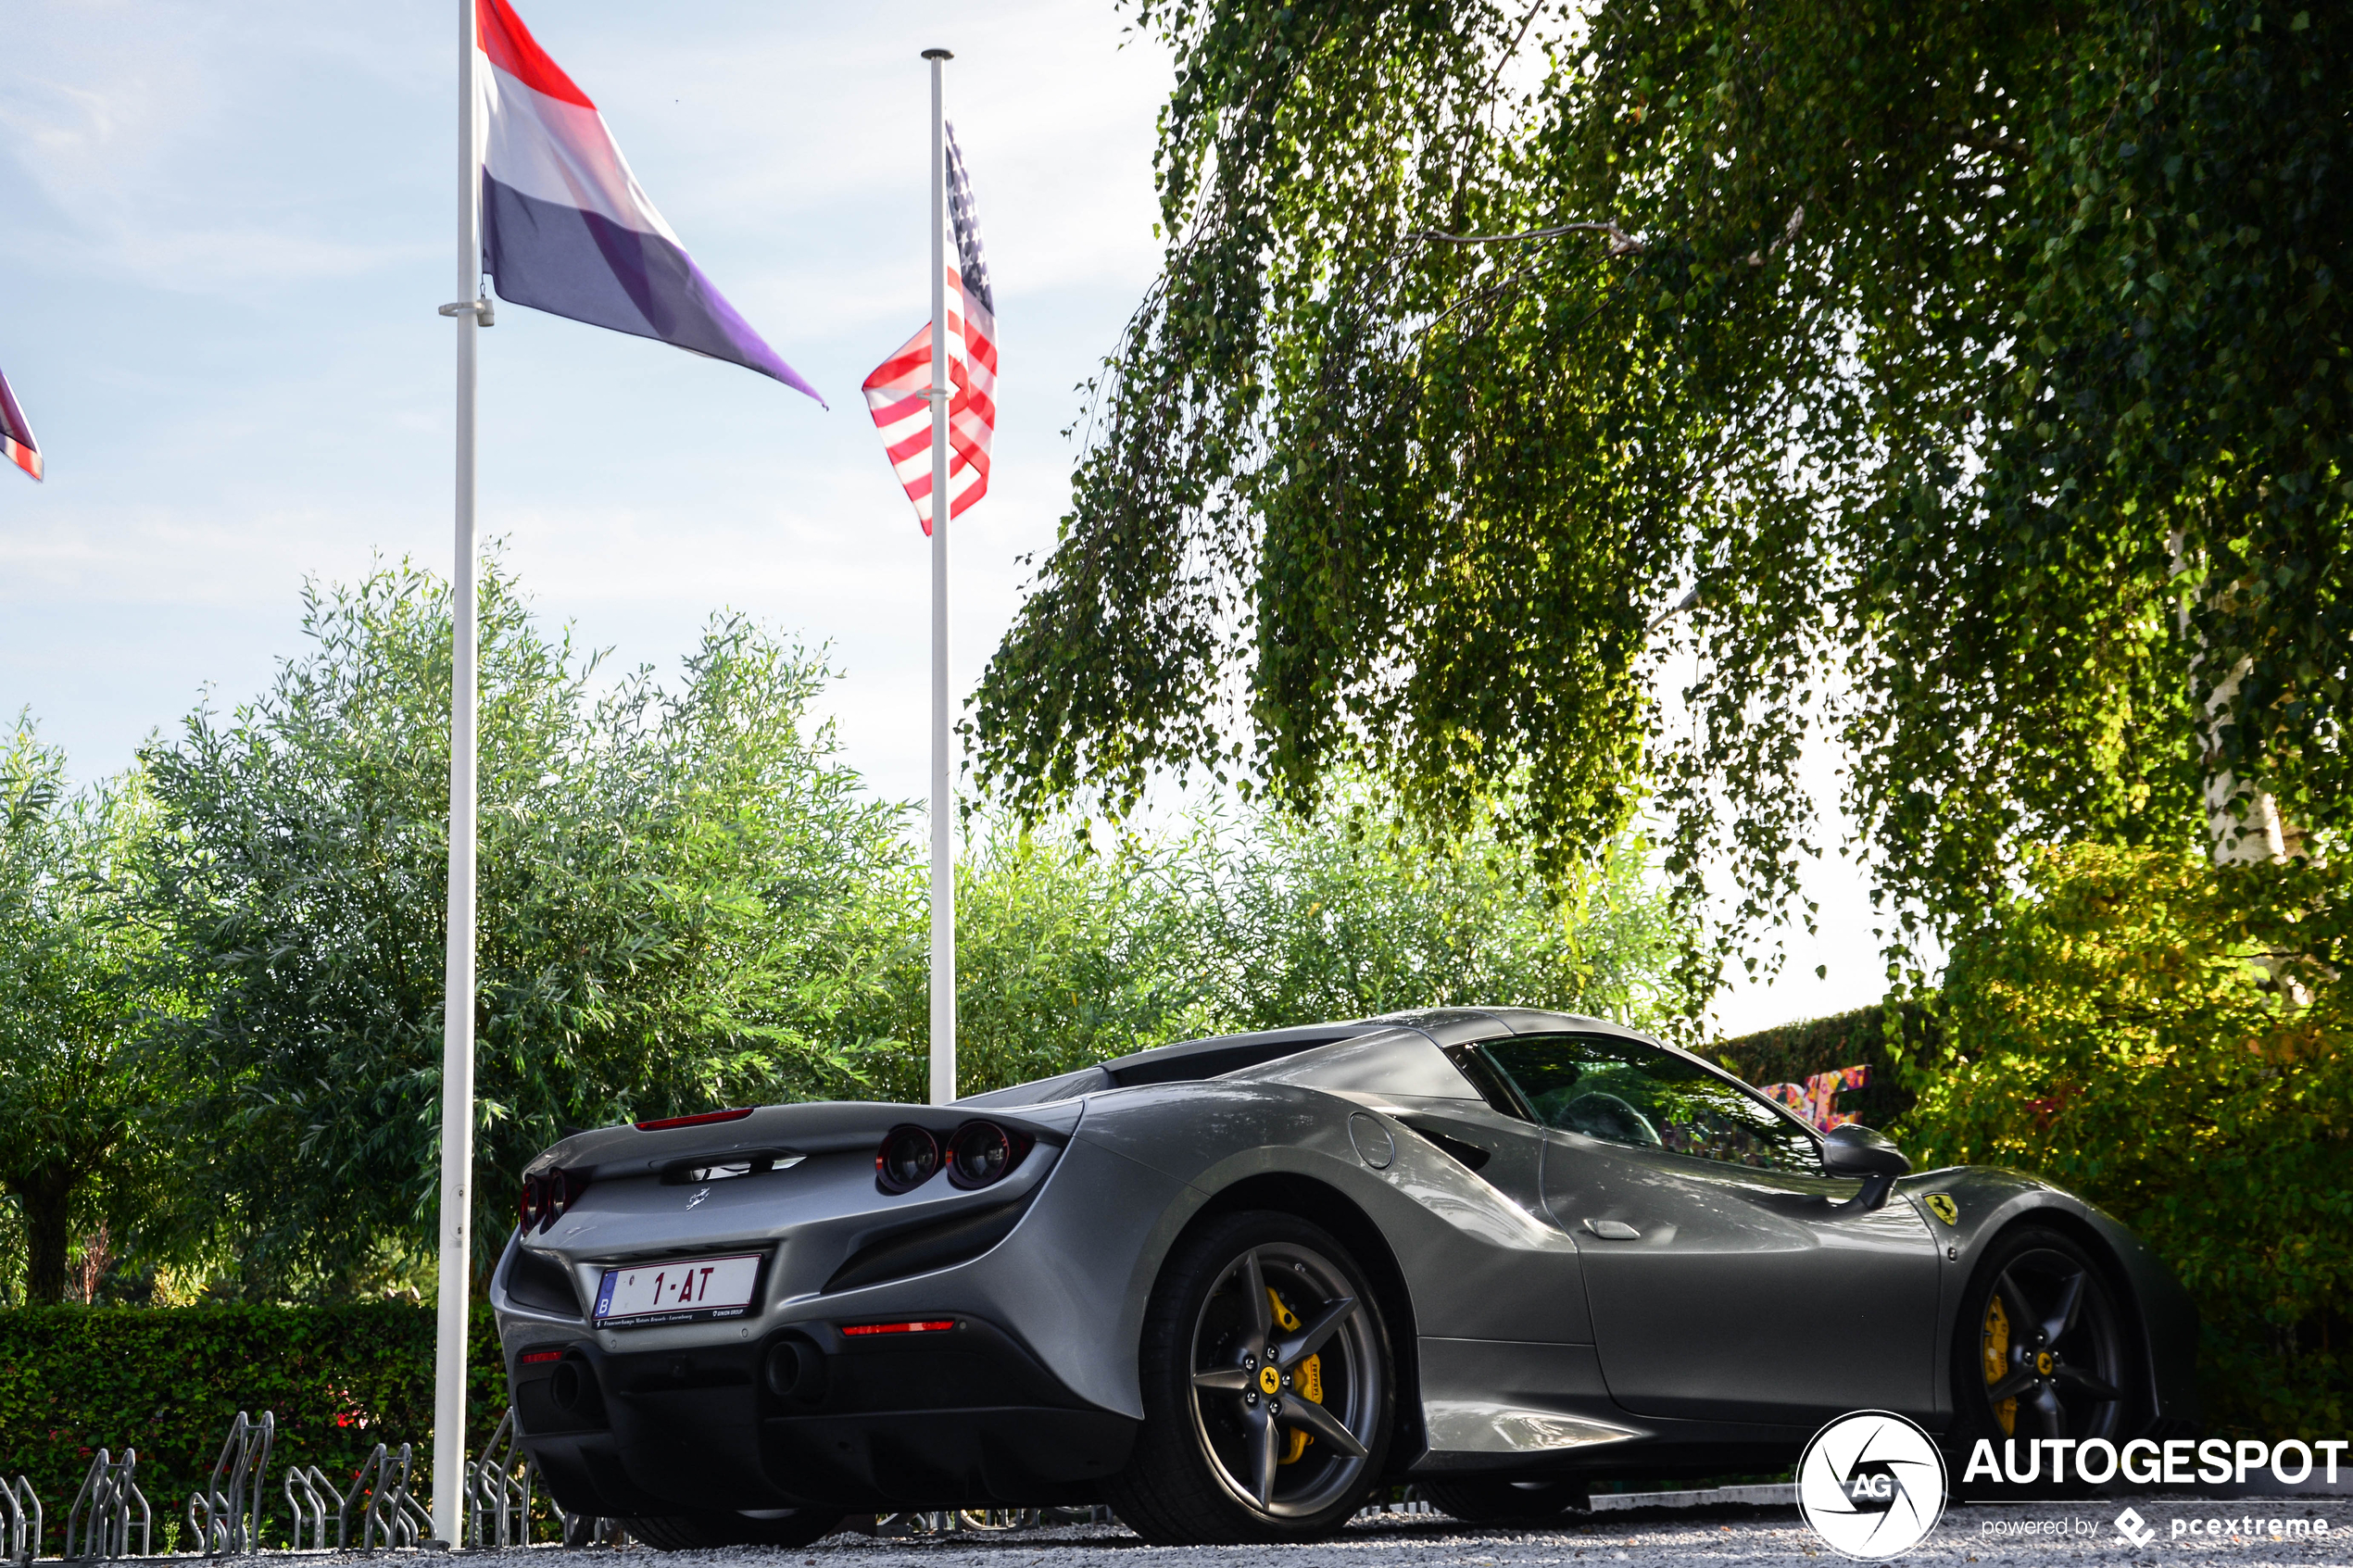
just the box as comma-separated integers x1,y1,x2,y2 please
504,1243,583,1317
824,1201,1026,1294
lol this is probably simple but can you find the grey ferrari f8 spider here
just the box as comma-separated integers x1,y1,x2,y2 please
488,1009,2195,1546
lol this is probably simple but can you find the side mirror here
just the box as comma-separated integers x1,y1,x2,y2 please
1821,1124,1910,1214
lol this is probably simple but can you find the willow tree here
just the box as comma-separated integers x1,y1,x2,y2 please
973,0,2350,984
142,564,918,1297
0,725,173,1303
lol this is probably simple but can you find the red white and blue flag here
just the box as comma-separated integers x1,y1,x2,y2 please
862,124,997,533
0,361,39,483
475,0,822,404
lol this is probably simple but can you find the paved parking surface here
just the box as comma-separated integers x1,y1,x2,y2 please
326,1497,2353,1568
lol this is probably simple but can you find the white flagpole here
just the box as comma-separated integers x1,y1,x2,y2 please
431,0,483,1539
924,47,956,1108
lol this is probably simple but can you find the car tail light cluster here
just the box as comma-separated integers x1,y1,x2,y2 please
874,1121,1031,1194
518,1168,589,1233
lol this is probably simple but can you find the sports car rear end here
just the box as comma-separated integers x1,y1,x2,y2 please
488,1096,1170,1513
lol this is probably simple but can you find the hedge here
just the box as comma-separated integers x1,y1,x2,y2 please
1711,1000,1933,1135
0,1304,508,1542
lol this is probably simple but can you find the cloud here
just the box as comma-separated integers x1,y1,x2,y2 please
0,1,439,291
0,0,1172,810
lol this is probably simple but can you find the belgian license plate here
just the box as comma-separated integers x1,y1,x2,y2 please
593,1252,763,1327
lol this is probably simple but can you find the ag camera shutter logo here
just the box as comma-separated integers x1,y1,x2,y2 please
1796,1410,1948,1560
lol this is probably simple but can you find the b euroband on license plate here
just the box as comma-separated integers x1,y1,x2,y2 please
594,1252,764,1327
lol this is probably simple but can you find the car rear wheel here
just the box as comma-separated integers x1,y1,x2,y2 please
1106,1210,1393,1544
1951,1226,2135,1493
621,1509,846,1549
1420,1474,1591,1524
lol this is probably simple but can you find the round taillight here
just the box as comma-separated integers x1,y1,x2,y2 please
544,1169,587,1225
946,1122,1014,1188
522,1169,587,1231
875,1124,941,1194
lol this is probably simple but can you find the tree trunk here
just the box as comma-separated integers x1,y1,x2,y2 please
13,1165,76,1305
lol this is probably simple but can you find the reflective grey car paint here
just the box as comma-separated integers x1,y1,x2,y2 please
491,1004,2196,1500
1545,1131,1941,1424
1892,1161,2199,1429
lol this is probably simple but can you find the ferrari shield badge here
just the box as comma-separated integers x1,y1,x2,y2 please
1925,1194,1958,1226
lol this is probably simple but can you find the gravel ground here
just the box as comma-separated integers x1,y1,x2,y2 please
272,1496,2353,1568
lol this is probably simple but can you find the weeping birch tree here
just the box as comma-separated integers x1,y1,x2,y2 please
972,0,2353,985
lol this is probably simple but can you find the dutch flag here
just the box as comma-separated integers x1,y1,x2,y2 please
476,0,823,405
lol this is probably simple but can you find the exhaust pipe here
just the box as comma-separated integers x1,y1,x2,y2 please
548,1355,606,1421
763,1336,827,1404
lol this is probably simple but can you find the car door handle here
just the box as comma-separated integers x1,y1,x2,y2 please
1582,1218,1642,1240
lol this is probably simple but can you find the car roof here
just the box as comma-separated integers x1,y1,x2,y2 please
955,1006,1670,1108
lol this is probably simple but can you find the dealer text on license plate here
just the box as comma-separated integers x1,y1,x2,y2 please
594,1252,763,1327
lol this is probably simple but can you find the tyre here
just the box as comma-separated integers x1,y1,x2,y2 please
1420,1474,1591,1524
1950,1226,2136,1493
1105,1210,1394,1544
621,1509,847,1549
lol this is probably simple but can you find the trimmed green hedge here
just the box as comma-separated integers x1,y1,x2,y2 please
0,1305,508,1539
1712,1001,1932,1134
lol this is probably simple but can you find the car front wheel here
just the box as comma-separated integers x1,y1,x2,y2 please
1951,1225,2137,1495
1106,1210,1394,1544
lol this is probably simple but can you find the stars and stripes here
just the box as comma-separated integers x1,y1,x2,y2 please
0,361,39,483
862,121,997,533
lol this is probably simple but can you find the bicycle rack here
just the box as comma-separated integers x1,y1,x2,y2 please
280,1464,338,1554
63,1448,151,1560
463,1409,542,1549
186,1411,273,1556
0,1474,42,1565
346,1442,431,1550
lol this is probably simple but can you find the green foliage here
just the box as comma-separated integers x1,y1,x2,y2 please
1712,1002,1931,1134
137,562,916,1298
65,556,1683,1299
916,821,1227,1100
1906,845,2352,1436
911,788,1689,1099
1214,798,1687,1030
971,0,2353,985
0,721,182,1305
0,1304,503,1527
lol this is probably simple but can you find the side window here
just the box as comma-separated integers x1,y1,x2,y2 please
1470,1035,1819,1174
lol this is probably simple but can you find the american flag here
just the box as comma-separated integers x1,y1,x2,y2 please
0,359,39,482
863,121,996,533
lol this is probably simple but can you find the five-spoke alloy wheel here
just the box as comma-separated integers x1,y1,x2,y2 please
1953,1226,2136,1490
1107,1211,1392,1543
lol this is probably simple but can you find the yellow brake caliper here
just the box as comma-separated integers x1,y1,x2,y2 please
1266,1288,1324,1463
1982,1293,2015,1436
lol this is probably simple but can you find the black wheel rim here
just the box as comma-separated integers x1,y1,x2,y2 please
1186,1240,1382,1520
1978,1247,2127,1441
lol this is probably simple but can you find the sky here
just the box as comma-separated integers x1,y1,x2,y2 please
0,0,1894,1038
